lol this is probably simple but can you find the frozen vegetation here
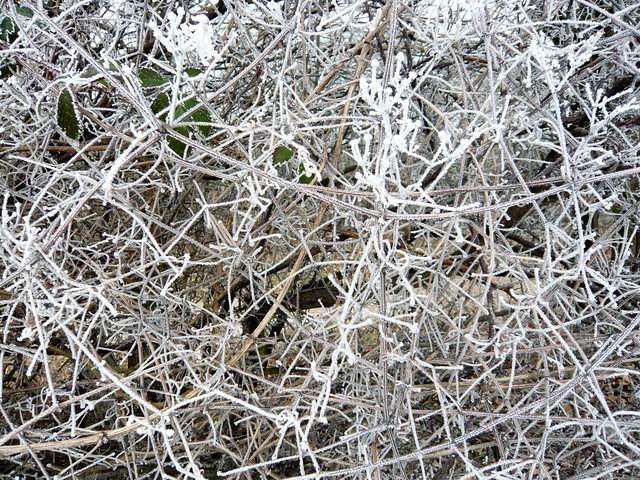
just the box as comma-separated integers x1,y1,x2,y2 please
0,0,639,478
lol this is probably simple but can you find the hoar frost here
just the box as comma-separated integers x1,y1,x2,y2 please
148,8,219,66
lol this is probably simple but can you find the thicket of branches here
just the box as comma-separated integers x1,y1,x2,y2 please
1,0,639,478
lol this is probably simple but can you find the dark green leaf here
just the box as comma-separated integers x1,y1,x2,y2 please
299,174,315,184
80,62,120,88
0,63,20,79
16,6,34,18
0,6,34,44
0,17,17,43
151,93,169,116
185,68,204,78
152,95,186,155
273,146,293,164
176,98,211,136
57,88,81,140
139,68,169,87
154,95,211,156
168,126,188,156
298,163,315,184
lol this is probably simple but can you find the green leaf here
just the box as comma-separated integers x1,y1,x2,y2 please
152,94,212,156
139,68,169,87
168,126,189,156
185,68,204,78
80,62,121,88
0,63,20,79
80,65,99,79
0,16,19,78
57,88,81,140
273,146,293,164
0,5,33,43
151,93,186,155
299,174,314,184
298,163,315,184
150,92,169,116
0,16,17,43
191,108,212,136
16,6,34,18
176,98,212,136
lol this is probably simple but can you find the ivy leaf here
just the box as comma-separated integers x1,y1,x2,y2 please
57,88,81,140
139,68,169,87
273,146,293,164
